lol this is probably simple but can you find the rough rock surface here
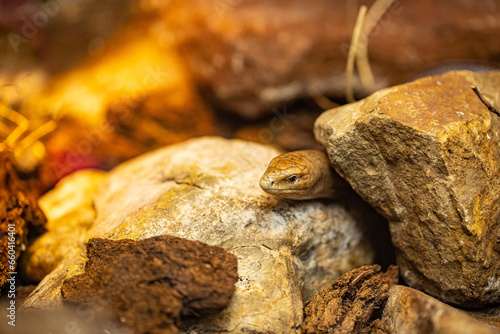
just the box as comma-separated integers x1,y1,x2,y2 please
314,70,500,307
383,285,500,334
62,236,238,334
301,264,398,334
143,0,500,118
22,137,375,333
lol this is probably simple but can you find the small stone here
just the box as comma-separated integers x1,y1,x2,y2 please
314,70,500,306
301,264,398,334
383,285,500,334
22,137,375,333
22,170,107,282
62,236,238,334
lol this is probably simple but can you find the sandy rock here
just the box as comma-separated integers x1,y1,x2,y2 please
23,137,374,333
466,306,500,331
315,70,500,307
22,170,106,282
383,285,500,334
144,0,500,118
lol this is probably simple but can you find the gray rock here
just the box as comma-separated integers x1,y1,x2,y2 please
23,137,374,333
383,285,500,334
314,70,500,307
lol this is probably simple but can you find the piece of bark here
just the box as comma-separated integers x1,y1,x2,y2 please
0,152,46,292
301,264,398,334
61,235,238,334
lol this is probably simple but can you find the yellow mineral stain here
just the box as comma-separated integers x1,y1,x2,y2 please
242,286,262,293
470,196,485,237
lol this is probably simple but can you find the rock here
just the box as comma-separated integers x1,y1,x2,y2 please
301,264,398,334
0,0,136,73
105,85,215,160
62,236,238,334
143,0,500,118
22,137,375,333
314,70,500,307
383,285,500,334
466,306,500,331
24,24,217,187
234,107,325,152
22,170,107,282
21,22,210,127
0,302,133,334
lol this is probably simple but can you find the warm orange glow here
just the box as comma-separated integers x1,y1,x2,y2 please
22,29,192,126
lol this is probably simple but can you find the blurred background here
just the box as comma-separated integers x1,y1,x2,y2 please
0,0,499,192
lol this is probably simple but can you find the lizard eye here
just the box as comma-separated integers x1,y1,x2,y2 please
288,175,297,183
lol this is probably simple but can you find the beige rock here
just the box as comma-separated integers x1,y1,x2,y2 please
315,70,500,307
466,305,500,331
383,285,500,334
21,170,106,282
23,137,374,333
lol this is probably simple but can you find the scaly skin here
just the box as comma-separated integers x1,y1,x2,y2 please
259,150,347,200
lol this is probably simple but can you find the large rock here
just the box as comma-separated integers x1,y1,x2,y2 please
383,285,500,334
314,70,500,307
143,0,500,118
23,137,375,333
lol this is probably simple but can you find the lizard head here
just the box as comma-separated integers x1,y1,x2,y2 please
259,150,334,200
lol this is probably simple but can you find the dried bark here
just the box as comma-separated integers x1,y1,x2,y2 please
301,264,399,334
0,152,46,291
62,235,238,334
